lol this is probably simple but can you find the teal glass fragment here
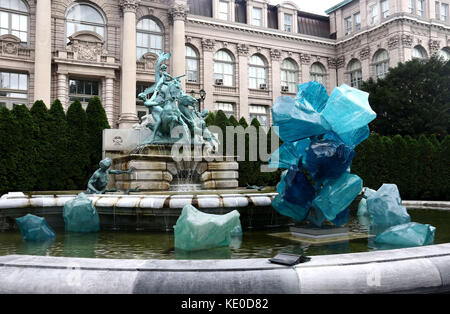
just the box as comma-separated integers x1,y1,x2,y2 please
357,188,377,216
321,84,376,137
296,81,329,113
304,139,355,182
268,138,310,169
331,207,350,226
312,173,363,221
374,222,435,247
16,214,55,242
282,165,315,208
324,124,370,149
366,184,410,227
271,96,330,142
174,205,241,251
272,195,311,223
307,206,327,227
63,193,100,233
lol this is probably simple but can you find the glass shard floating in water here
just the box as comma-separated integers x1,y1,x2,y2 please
271,96,330,142
304,139,355,182
357,188,377,216
374,222,435,247
312,173,363,222
16,214,55,242
366,184,410,227
174,205,241,251
63,193,100,233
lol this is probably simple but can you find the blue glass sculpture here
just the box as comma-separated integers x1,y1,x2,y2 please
366,184,410,227
374,222,435,247
357,188,376,216
282,165,315,208
296,81,329,113
268,138,310,169
312,173,363,221
16,214,55,242
174,205,241,251
331,207,351,226
304,139,355,182
324,124,370,149
63,193,100,233
272,195,311,223
271,96,330,142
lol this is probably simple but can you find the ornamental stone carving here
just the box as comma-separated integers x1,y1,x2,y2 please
327,57,337,69
300,53,311,64
429,40,441,54
336,56,345,68
169,4,188,22
201,38,215,51
137,52,159,71
0,34,27,57
237,43,249,56
388,35,400,50
67,31,106,62
270,49,281,60
360,46,370,60
402,35,413,47
120,0,140,13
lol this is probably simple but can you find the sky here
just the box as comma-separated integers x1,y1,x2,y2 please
268,0,340,16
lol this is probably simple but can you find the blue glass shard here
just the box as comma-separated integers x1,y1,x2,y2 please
268,138,311,169
357,188,376,216
282,165,316,208
304,139,355,182
321,84,376,137
271,96,331,142
272,194,311,222
306,206,327,227
276,170,288,195
366,184,411,227
174,205,241,251
312,173,363,221
16,214,55,242
296,81,329,113
374,222,435,247
324,124,370,149
331,207,350,226
63,193,100,233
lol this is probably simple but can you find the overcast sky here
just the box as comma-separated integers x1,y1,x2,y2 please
269,0,340,16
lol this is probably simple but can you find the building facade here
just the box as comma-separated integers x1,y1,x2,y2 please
0,0,449,129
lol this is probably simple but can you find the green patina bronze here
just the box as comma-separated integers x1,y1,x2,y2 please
86,157,135,194
138,52,217,147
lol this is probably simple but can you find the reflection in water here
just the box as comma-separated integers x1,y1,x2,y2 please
18,239,54,256
327,241,351,254
63,232,99,258
229,235,242,249
175,247,232,260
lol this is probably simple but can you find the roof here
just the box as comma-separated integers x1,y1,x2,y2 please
325,0,354,15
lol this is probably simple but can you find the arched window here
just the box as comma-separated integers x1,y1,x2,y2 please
66,3,105,40
439,47,450,62
249,54,267,89
185,45,199,83
412,45,428,60
136,17,163,59
214,49,234,86
281,58,298,93
0,0,28,43
373,49,389,79
310,62,326,84
347,59,362,88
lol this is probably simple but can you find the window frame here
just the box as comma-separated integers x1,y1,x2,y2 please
373,49,389,79
441,3,449,21
0,71,28,109
280,58,298,93
344,16,352,35
310,62,326,85
136,17,164,59
368,3,379,25
214,102,235,118
252,7,262,26
381,0,389,19
284,13,293,32
249,54,268,89
185,45,199,83
218,0,230,21
347,59,363,89
68,78,101,108
249,105,269,129
65,3,106,42
354,12,361,31
214,49,235,87
0,0,29,44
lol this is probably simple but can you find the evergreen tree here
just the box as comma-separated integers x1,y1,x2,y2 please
0,107,19,195
361,57,450,138
403,135,420,199
389,135,408,197
30,100,53,191
417,134,436,200
204,111,216,127
228,115,239,127
66,99,90,190
439,135,450,200
48,99,69,190
86,96,110,174
214,110,232,155
238,117,248,128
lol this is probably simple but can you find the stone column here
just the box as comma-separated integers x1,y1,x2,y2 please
105,77,115,127
270,49,281,102
118,0,139,129
300,53,311,84
359,47,371,82
169,2,188,89
56,73,68,110
201,39,215,112
237,44,249,120
34,0,52,106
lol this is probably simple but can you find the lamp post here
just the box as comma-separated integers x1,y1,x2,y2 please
189,89,207,112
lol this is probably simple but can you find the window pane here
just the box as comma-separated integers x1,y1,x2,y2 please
1,72,9,88
18,74,27,90
10,73,18,89
0,12,8,28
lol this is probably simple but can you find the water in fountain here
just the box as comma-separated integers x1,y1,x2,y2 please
170,161,202,192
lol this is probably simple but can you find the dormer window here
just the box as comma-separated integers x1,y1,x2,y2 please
368,3,379,25
344,17,352,35
218,0,229,21
284,13,293,32
381,0,389,18
354,12,361,30
252,7,262,26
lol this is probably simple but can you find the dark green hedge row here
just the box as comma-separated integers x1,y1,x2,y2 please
352,133,450,201
0,97,110,195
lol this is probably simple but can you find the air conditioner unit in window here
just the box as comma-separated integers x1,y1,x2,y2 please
215,79,223,85
281,86,289,92
259,83,267,90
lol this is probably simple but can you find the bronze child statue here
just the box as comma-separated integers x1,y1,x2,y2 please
86,157,135,194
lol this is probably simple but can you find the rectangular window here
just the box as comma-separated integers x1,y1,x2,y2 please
442,3,449,21
354,12,361,30
417,0,425,17
214,102,235,118
249,105,268,129
0,71,28,109
284,13,292,32
218,0,229,21
252,7,262,26
381,0,389,18
368,4,379,25
68,79,100,107
436,2,441,19
409,0,415,13
344,16,352,35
